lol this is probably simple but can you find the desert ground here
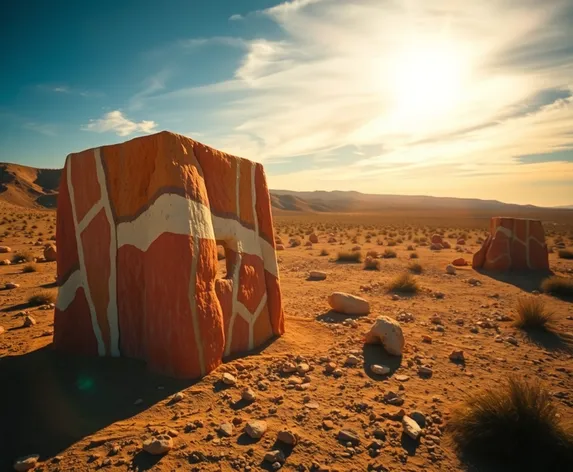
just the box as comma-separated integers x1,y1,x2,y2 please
1,202,573,471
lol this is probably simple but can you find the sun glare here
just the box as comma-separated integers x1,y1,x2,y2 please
389,41,467,125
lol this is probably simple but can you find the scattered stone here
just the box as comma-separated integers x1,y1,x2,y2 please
345,355,360,366
309,233,319,244
452,258,468,266
395,375,410,382
245,420,267,439
446,265,456,275
449,350,465,362
506,336,519,346
218,422,233,437
5,282,20,289
264,450,285,464
422,335,432,343
23,315,36,328
171,392,185,403
142,435,173,455
276,244,285,251
242,388,256,402
43,244,57,262
0,246,12,253
309,271,327,280
328,292,370,315
370,364,390,375
277,430,298,446
364,316,404,356
323,420,335,430
0,259,11,265
13,455,39,471
324,362,337,374
418,366,433,377
222,373,237,385
430,314,441,324
468,278,481,286
337,429,360,445
297,363,310,374
282,362,297,374
396,312,414,322
402,416,422,440
434,291,445,299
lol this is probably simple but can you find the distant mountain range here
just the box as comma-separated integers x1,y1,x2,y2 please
1,162,572,223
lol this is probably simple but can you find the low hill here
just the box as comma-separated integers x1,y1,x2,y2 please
0,163,60,209
0,162,572,225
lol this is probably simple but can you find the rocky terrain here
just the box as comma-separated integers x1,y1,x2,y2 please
1,203,572,471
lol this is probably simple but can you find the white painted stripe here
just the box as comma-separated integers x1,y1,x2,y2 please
248,293,267,350
116,193,278,277
188,237,206,375
117,193,215,252
55,269,82,311
77,200,104,233
67,156,105,356
94,148,120,357
225,252,243,357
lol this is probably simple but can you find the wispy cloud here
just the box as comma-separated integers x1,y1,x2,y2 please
138,0,573,204
23,122,57,136
36,84,103,97
82,110,157,137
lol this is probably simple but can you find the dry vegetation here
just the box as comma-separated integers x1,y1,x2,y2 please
1,206,572,472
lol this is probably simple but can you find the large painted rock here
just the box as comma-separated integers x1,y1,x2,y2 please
54,131,284,378
472,217,549,271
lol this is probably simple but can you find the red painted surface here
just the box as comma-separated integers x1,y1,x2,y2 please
55,163,79,283
70,150,101,222
53,287,98,356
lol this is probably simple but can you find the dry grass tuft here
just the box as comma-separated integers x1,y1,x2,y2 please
409,252,419,259
363,257,381,271
22,263,38,273
388,272,419,293
408,262,423,274
319,249,329,256
12,249,34,263
514,297,553,330
336,251,362,263
448,377,573,470
382,249,397,259
28,291,55,306
541,276,573,298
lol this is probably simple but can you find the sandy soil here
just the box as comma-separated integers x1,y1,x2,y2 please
1,205,572,471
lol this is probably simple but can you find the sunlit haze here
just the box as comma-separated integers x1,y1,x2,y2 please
1,0,573,206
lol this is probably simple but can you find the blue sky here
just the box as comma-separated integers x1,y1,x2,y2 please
1,0,573,206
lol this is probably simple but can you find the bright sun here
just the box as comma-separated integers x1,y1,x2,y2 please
389,41,467,124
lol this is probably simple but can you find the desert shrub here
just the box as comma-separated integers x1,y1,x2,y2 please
336,251,362,263
387,239,397,247
363,257,380,271
408,262,423,274
448,377,573,470
409,252,419,259
28,291,55,306
12,249,34,263
407,245,414,251
289,237,302,247
419,236,428,243
319,249,329,256
541,276,573,298
514,297,553,330
388,273,419,293
22,263,38,273
382,249,397,259
366,250,378,258
558,249,573,260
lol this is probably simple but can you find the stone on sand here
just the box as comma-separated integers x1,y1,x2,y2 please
328,292,370,316
364,316,404,356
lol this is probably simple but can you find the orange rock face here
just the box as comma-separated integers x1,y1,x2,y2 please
54,131,284,378
472,217,549,272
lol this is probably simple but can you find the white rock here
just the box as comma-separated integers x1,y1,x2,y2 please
218,422,233,437
370,364,390,375
264,450,286,464
309,271,327,280
222,373,237,385
402,416,422,440
364,316,405,356
245,420,267,439
5,282,20,289
242,388,256,402
13,455,39,471
328,292,370,316
345,355,360,366
142,435,173,455
446,265,456,275
277,429,298,445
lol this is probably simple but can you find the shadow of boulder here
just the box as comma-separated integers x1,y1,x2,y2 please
362,343,402,380
316,310,366,324
0,345,195,470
